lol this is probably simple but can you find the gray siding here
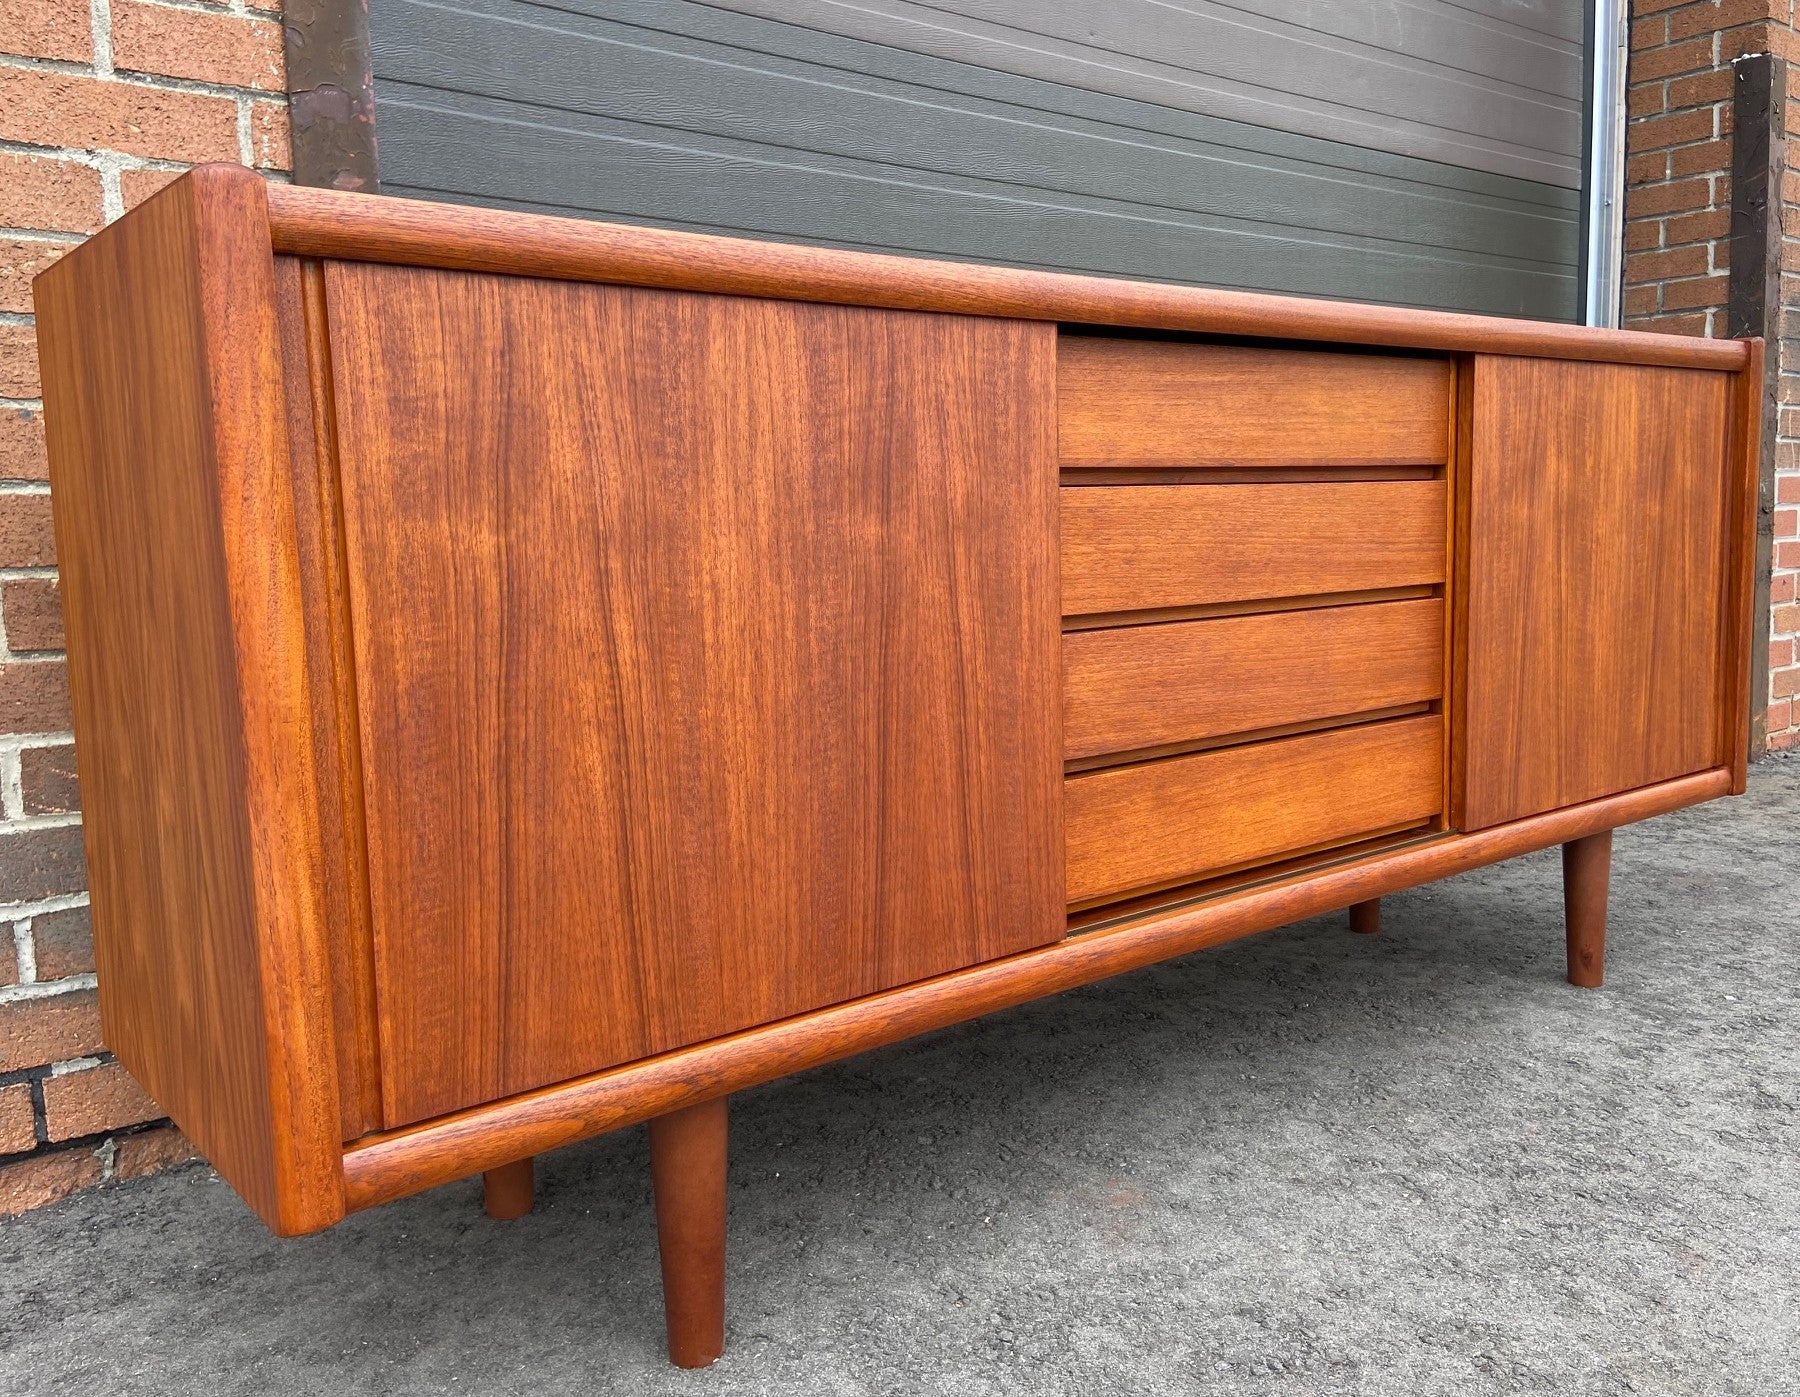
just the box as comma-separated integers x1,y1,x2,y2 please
368,0,1582,318
704,0,1586,187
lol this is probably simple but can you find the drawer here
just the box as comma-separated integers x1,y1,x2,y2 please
1063,598,1444,763
1061,480,1446,618
1058,338,1451,469
1065,714,1444,906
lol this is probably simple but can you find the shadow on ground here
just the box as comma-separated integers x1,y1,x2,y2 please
2,763,1797,1396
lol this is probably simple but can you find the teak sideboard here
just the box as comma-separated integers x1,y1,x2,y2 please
35,166,1758,1368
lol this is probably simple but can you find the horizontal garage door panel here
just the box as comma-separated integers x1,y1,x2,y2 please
368,0,1581,319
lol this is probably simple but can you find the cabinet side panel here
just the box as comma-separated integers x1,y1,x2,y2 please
325,266,1062,1126
1461,356,1731,829
34,171,344,1231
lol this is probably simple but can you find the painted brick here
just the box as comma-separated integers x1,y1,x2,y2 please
0,660,71,733
0,989,102,1073
0,323,40,399
0,824,86,906
119,166,183,212
3,577,63,652
0,237,75,316
32,905,92,980
114,1124,194,1180
0,0,93,63
0,409,48,483
112,1,287,91
0,1081,33,1154
0,492,56,568
0,1145,100,1216
20,743,78,815
0,68,239,165
42,1061,158,1141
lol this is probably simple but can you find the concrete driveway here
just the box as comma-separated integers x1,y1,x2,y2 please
3,762,1796,1396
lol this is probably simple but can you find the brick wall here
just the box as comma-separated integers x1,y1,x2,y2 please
1624,0,1800,750
0,0,289,1216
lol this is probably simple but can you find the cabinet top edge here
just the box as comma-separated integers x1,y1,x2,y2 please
143,170,1734,372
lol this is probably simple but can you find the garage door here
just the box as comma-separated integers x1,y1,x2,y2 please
365,0,1586,319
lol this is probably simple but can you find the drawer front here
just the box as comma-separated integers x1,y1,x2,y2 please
1058,338,1450,469
1064,599,1443,763
1061,480,1446,618
1066,715,1444,906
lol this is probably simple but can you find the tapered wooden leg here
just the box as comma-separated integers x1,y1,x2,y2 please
1348,898,1381,935
649,1096,728,1369
1563,829,1612,989
483,1157,535,1220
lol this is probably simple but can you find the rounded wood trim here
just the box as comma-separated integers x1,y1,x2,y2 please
260,181,1750,372
339,768,1730,1214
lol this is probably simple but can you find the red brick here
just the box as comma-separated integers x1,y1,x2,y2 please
1772,571,1796,604
42,1062,158,1141
20,743,78,814
112,1,286,90
1623,284,1660,317
1669,0,1776,43
1624,219,1662,251
1628,82,1667,119
1628,177,1716,217
0,989,102,1073
0,409,48,483
1767,697,1792,734
1669,68,1733,109
0,493,55,568
1776,603,1800,636
0,68,239,164
0,1144,100,1216
31,905,92,980
1632,14,1669,49
1778,506,1799,539
1664,208,1731,243
1636,310,1712,336
0,324,39,400
1628,150,1670,185
1773,663,1800,698
1629,108,1718,153
0,1081,33,1154
0,238,74,317
1777,475,1800,505
0,149,106,241
0,930,14,987
1774,638,1795,669
1671,137,1733,177
0,825,85,903
119,165,183,212
1628,34,1717,82
1625,244,1710,283
1661,273,1730,310
114,1124,195,1180
0,660,71,732
0,0,92,63
3,577,63,652
251,99,291,171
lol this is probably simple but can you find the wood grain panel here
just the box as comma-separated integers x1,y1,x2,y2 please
1065,715,1443,906
1061,480,1446,617
1460,356,1732,829
1063,599,1443,762
341,766,1729,1212
1058,338,1450,468
33,166,344,1232
324,265,1063,1127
